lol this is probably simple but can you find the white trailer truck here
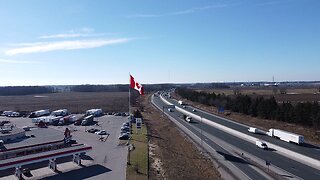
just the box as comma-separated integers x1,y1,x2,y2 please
86,109,103,117
267,128,304,144
30,109,50,118
51,109,68,117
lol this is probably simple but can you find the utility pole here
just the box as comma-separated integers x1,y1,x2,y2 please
200,116,203,149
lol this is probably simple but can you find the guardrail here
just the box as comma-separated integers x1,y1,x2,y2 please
159,94,320,170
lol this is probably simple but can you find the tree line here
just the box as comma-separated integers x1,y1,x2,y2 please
176,88,320,128
70,85,129,92
0,86,55,96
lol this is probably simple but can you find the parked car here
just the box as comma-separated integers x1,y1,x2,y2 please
120,131,130,135
168,108,173,112
87,128,99,133
119,134,129,140
22,126,31,131
95,130,107,135
22,168,31,175
123,122,130,126
121,128,130,134
121,126,130,131
192,109,196,112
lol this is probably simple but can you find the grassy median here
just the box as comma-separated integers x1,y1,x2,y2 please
126,123,148,180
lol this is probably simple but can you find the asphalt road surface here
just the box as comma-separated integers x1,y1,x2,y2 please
154,94,320,180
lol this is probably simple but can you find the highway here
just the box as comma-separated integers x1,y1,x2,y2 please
153,93,320,180
165,95,320,161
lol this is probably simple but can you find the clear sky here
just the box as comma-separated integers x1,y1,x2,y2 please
0,0,319,85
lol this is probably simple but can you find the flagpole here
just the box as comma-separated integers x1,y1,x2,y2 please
128,73,131,165
129,73,131,116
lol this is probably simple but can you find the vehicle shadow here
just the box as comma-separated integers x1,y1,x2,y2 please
81,154,94,161
300,143,320,149
190,121,199,124
266,148,277,152
216,151,252,165
41,164,111,180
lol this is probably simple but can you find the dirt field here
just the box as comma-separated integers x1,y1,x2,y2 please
0,92,129,114
173,92,320,146
139,94,221,180
200,87,320,103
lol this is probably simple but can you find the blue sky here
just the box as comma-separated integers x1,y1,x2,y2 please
0,0,319,85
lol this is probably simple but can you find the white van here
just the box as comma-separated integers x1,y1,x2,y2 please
256,140,268,149
185,116,192,123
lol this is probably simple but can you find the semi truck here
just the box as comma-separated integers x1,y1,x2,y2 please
85,109,103,117
32,116,61,125
58,115,76,125
248,127,265,134
51,109,69,117
81,115,94,126
29,109,50,118
267,128,304,144
1,111,20,117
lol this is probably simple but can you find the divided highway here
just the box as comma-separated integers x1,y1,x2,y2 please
166,96,320,161
153,93,320,180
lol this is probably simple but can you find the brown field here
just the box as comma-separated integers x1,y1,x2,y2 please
198,87,320,103
139,94,221,180
0,92,129,114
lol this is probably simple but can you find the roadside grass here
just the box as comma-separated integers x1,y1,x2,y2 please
126,124,148,180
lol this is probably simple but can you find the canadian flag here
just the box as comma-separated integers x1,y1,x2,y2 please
130,75,144,95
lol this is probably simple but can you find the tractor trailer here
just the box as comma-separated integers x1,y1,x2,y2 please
267,128,304,144
81,115,94,126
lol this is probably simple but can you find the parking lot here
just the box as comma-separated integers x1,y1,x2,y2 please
0,115,129,180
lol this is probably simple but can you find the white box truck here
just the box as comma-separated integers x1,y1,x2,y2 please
267,128,304,144
248,127,265,134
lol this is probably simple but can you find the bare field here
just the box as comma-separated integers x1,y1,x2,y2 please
0,92,129,113
198,88,320,103
139,94,221,180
